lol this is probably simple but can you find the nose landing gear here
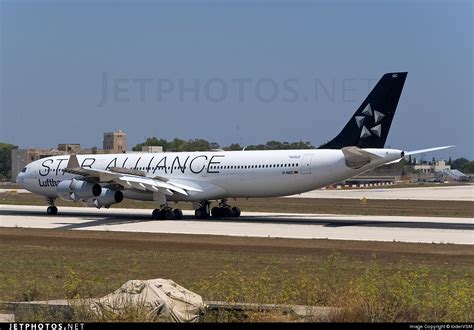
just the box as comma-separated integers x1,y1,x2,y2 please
46,197,58,215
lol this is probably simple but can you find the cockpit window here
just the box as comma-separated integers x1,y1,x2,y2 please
21,167,27,173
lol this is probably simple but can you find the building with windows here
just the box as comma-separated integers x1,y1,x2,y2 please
414,160,450,173
103,130,127,152
58,143,82,154
10,130,129,182
141,146,163,153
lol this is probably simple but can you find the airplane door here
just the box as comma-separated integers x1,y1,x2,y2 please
300,154,312,174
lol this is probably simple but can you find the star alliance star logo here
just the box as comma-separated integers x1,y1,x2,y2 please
355,103,385,138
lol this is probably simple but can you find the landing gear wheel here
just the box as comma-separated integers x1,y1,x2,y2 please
195,208,209,219
152,209,163,220
173,209,183,220
163,209,174,220
47,206,58,215
232,207,241,217
211,207,221,218
223,207,233,217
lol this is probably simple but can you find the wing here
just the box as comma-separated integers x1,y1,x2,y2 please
63,155,202,196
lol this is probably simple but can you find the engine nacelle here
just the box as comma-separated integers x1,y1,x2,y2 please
84,188,124,209
57,179,102,202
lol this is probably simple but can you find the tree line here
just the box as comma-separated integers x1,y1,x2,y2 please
131,137,315,152
0,143,15,181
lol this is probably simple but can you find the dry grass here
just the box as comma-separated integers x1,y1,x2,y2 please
0,228,472,322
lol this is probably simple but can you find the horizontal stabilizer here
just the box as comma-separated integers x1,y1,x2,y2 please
404,145,455,156
386,145,455,164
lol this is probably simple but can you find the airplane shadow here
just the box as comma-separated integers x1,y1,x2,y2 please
0,209,472,231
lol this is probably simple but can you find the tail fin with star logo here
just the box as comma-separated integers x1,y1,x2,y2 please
318,72,408,149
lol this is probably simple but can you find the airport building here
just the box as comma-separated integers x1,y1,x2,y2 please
141,146,163,153
103,130,127,152
10,130,128,182
413,160,450,173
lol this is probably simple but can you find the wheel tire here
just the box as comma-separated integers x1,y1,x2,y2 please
174,208,183,220
47,206,58,215
195,208,203,219
223,207,233,217
152,209,163,220
164,209,174,220
195,208,208,219
211,207,220,218
232,207,241,217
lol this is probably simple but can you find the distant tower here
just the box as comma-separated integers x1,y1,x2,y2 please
103,130,128,152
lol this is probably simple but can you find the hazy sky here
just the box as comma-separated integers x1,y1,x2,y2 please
1,0,472,160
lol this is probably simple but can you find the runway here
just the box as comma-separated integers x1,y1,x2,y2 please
287,185,474,201
0,205,472,245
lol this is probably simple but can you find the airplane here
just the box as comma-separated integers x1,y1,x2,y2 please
16,72,453,219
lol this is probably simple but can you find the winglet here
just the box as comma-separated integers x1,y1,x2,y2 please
67,154,80,169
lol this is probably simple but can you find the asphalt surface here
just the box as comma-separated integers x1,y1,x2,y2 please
1,205,472,245
286,185,474,201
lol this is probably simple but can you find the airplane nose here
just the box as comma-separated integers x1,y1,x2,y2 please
16,172,25,186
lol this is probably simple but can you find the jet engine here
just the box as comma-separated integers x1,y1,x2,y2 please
84,188,124,209
57,179,102,202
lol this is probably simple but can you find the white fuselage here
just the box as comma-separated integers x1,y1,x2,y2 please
17,148,403,202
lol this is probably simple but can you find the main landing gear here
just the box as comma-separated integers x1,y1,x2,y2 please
194,201,211,219
152,206,183,220
46,197,58,215
211,199,241,218
194,200,241,219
